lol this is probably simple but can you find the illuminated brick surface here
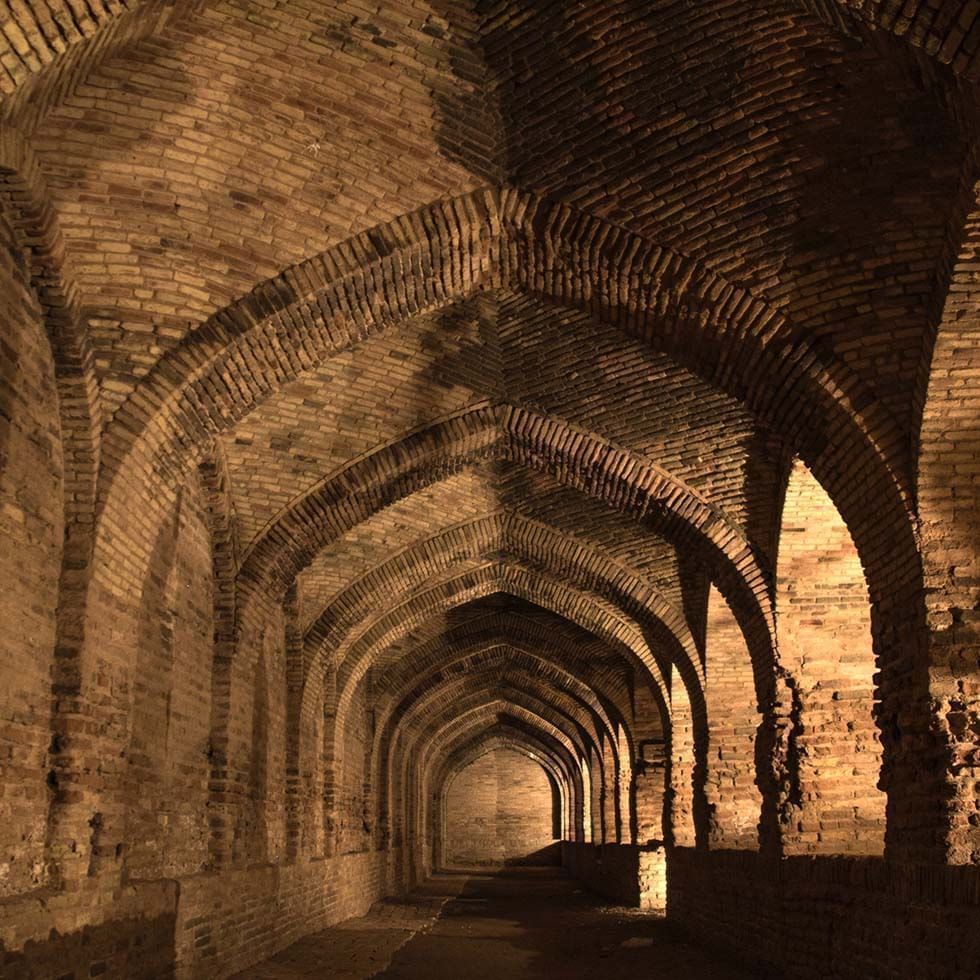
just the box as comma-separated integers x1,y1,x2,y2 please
0,3,978,978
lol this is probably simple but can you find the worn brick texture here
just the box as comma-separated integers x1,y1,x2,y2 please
0,2,979,979
443,746,559,867
0,207,62,899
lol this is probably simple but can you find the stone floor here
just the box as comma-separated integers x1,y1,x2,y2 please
236,868,759,979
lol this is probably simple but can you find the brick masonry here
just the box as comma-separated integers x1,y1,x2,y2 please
443,745,559,867
0,3,978,979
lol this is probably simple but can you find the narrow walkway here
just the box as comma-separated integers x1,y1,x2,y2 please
238,868,757,979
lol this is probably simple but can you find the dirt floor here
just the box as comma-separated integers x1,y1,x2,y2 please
235,868,760,979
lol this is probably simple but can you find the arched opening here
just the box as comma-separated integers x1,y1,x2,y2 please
669,663,697,848
704,585,761,850
775,459,885,856
441,745,562,869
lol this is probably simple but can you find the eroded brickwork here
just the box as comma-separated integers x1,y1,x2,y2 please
0,207,61,898
776,460,885,856
0,3,978,978
705,585,761,850
125,472,213,880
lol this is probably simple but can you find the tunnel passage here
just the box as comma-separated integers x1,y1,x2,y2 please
441,745,561,868
1,2,979,980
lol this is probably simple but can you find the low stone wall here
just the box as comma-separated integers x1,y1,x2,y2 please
561,842,666,911
668,848,980,980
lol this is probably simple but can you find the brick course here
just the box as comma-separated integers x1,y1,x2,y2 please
443,746,558,867
0,3,978,978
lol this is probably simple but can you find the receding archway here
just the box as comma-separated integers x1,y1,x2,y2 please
441,743,562,869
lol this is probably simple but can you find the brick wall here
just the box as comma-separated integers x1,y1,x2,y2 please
0,849,411,980
0,880,177,980
704,585,761,849
0,210,62,898
917,189,980,864
668,847,980,980
125,475,213,880
669,665,697,847
0,6,978,980
174,849,405,978
562,842,666,912
338,677,372,856
776,461,886,856
444,747,559,867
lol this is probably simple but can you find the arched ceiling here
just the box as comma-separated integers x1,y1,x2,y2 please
367,597,642,725
9,0,976,849
10,0,971,437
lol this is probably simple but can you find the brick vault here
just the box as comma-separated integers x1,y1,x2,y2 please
0,2,978,978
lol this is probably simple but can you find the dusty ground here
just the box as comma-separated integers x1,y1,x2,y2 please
236,868,761,979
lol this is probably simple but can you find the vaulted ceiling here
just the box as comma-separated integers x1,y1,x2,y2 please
4,1,977,848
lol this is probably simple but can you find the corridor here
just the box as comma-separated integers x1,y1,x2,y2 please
238,870,756,980
3,3,979,978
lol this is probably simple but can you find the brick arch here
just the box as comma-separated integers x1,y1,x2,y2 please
97,395,754,868
0,128,106,887
0,129,101,500
495,189,921,629
77,183,928,861
1,1,198,130
85,183,925,753
97,187,907,516
426,714,585,815
306,528,679,840
306,564,681,852
305,578,664,733
413,703,590,847
425,721,585,869
390,709,586,888
303,561,675,813
434,730,574,813
367,609,644,761
299,564,677,852
371,647,632,848
437,735,570,813
371,645,628,817
434,734,571,816
428,714,584,809
371,639,630,755
91,187,914,623
241,402,760,610
0,0,181,103
84,190,928,817
306,560,676,736
437,734,570,826
298,509,702,714
9,2,970,133
237,404,770,692
387,673,601,775
802,1,980,80
375,609,641,723
380,681,599,831
416,701,586,810
432,733,574,864
275,449,733,837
